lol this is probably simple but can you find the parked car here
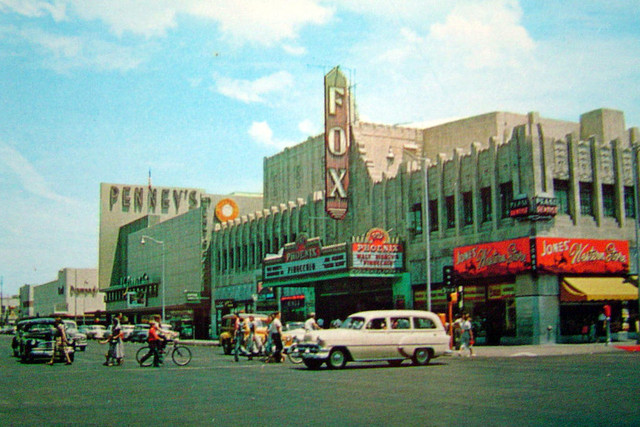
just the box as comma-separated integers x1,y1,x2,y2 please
120,324,135,341
129,323,176,343
12,318,42,357
129,324,150,343
84,324,107,340
63,320,88,351
15,317,75,363
294,310,450,369
219,313,269,355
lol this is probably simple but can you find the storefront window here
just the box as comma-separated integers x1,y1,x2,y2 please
410,203,423,235
624,186,635,218
446,196,455,229
480,187,492,223
429,199,439,231
579,182,594,216
554,179,570,215
499,182,513,219
602,184,615,217
462,191,473,226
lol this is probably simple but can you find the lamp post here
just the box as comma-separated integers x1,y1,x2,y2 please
403,150,433,311
141,235,166,321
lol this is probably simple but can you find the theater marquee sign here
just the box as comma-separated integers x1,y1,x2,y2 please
453,237,629,278
324,66,350,220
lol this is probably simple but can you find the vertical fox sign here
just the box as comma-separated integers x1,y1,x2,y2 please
324,66,350,220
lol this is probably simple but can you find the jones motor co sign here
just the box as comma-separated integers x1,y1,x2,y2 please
454,237,629,278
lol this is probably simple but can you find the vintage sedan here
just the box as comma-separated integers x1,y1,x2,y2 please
16,318,75,363
295,310,450,369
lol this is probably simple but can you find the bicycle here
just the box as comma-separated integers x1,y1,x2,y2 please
136,339,192,367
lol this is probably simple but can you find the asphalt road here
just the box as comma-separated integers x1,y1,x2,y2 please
1,336,639,426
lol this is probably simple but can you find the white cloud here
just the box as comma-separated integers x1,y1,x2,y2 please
0,0,67,21
248,121,295,150
429,0,534,70
0,141,76,204
283,44,307,56
298,119,319,136
215,71,294,104
17,27,144,72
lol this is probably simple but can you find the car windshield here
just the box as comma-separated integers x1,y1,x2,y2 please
27,323,54,333
340,317,365,330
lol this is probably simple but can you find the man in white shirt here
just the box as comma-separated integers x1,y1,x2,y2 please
304,312,321,332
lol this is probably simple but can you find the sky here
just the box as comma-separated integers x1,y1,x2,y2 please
1,0,639,296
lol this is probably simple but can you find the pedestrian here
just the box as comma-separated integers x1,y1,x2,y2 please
102,317,124,366
304,312,321,332
47,318,72,365
263,313,274,360
458,314,474,357
233,313,246,362
603,304,612,345
139,320,164,367
269,312,284,363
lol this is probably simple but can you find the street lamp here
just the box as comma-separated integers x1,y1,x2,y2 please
403,150,433,311
141,235,166,321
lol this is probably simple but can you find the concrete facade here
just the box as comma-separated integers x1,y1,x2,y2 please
29,268,102,319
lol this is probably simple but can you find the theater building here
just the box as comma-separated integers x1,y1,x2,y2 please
211,67,639,344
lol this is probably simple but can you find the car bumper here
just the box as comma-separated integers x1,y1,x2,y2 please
294,344,330,360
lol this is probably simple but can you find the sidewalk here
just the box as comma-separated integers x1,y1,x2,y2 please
469,341,639,358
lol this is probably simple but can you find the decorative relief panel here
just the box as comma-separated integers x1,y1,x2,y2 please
553,140,569,180
598,145,614,184
442,159,457,194
577,142,593,182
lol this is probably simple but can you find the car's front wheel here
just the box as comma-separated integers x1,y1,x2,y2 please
327,348,348,369
412,348,431,366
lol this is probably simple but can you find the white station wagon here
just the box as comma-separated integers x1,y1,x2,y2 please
295,310,450,369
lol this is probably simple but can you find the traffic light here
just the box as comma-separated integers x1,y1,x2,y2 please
443,266,453,290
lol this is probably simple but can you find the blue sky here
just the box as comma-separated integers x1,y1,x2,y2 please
1,0,639,296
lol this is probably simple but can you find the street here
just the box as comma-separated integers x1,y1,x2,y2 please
1,336,639,426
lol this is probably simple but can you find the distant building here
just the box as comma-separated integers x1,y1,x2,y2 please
22,268,102,321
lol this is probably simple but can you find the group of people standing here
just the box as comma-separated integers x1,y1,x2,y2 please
233,311,284,362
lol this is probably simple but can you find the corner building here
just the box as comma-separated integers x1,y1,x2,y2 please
213,76,639,344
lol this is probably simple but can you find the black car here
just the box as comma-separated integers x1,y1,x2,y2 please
13,318,76,363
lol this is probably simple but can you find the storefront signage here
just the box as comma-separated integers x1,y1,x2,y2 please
509,196,557,218
453,237,531,278
264,252,348,280
535,237,629,274
215,198,239,222
284,235,321,262
488,284,515,300
118,273,150,288
108,184,201,214
351,228,403,270
324,66,350,220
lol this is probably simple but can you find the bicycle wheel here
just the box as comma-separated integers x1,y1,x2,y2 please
287,346,303,364
136,346,153,367
171,345,192,366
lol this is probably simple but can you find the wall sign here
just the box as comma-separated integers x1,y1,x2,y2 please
535,237,629,274
215,198,239,222
351,228,403,270
324,66,350,220
454,238,531,278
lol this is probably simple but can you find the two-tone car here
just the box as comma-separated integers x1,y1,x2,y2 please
294,310,450,369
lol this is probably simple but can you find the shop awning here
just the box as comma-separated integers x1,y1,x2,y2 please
561,277,638,302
